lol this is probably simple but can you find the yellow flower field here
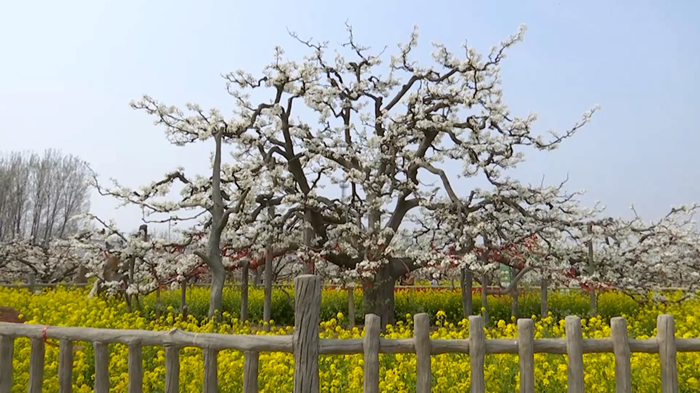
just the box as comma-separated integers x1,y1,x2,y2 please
1,287,700,392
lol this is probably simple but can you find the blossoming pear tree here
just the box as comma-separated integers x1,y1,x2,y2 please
70,217,201,309
215,22,602,325
0,238,83,284
575,204,700,301
87,88,310,318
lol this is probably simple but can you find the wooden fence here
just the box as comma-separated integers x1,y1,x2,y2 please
0,275,698,392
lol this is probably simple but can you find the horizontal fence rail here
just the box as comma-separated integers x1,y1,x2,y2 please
0,275,696,392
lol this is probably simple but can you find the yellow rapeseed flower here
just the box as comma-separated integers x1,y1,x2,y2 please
1,287,699,392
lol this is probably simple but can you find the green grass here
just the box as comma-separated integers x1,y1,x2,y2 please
134,285,642,326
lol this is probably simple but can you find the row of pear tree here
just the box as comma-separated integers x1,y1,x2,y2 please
2,24,700,327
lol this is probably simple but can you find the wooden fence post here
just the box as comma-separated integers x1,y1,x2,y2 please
414,313,431,393
363,314,380,393
128,341,143,393
293,274,321,393
347,284,355,329
565,316,584,393
0,336,14,393
243,351,259,393
58,339,73,393
469,315,485,393
164,346,180,393
93,342,110,393
28,337,45,393
517,319,535,393
611,317,632,393
658,314,678,393
203,348,218,393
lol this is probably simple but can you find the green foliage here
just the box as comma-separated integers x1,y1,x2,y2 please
141,286,642,326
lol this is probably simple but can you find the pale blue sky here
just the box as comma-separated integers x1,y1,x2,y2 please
1,0,699,232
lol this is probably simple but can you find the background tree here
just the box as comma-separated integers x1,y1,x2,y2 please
0,238,82,283
88,99,279,318
0,149,91,243
0,149,92,283
577,204,700,301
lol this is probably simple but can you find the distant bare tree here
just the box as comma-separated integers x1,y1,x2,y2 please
0,149,91,243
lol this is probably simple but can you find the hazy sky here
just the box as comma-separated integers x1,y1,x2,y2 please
1,0,698,233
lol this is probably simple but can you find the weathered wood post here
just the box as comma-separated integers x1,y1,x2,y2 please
93,342,110,393
517,319,535,393
611,317,632,393
128,341,143,393
658,314,678,393
28,338,45,393
203,348,218,393
0,335,14,393
363,314,380,393
164,344,180,393
565,316,584,393
414,313,431,393
243,351,259,393
58,339,73,393
293,274,321,393
469,315,485,393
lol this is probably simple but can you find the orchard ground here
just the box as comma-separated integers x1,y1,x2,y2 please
3,286,700,392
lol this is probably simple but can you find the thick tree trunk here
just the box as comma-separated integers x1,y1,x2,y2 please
363,265,396,328
253,267,261,289
510,267,519,319
181,279,188,319
128,256,136,310
206,131,227,321
75,265,87,284
587,223,597,316
208,267,225,319
460,267,473,318
263,263,272,330
540,276,548,318
263,207,274,331
481,273,490,323
240,263,249,322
